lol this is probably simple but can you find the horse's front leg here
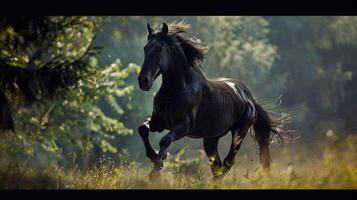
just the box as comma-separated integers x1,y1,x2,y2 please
149,117,190,180
138,116,166,162
138,118,157,162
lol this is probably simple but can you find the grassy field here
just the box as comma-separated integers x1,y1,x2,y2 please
0,134,356,189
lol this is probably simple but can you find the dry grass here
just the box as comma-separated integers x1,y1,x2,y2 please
0,134,356,189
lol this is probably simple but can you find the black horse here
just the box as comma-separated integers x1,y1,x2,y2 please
138,21,288,180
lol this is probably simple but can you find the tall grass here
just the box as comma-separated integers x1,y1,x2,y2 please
0,134,356,189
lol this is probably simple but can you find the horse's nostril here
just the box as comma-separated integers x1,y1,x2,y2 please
142,77,149,85
139,76,150,90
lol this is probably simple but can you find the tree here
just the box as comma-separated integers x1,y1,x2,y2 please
0,16,139,168
266,16,356,138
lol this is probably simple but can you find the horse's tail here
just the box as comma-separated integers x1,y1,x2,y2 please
252,102,291,170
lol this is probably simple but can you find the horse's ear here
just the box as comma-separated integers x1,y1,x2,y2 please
161,23,168,35
147,23,153,35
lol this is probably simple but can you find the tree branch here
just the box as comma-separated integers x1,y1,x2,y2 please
31,103,56,140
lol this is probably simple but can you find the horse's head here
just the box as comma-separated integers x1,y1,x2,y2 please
138,23,171,91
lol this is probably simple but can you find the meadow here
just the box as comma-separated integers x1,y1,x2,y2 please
1,133,355,189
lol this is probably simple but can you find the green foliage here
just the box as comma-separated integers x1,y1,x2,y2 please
0,16,105,131
186,17,280,98
0,56,139,165
0,17,104,68
267,16,357,136
0,17,138,167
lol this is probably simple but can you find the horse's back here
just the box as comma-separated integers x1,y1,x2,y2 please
190,78,251,138
211,78,257,128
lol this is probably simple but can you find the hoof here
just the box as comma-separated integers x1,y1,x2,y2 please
212,169,224,181
213,174,224,181
149,158,163,181
212,167,230,181
149,152,168,162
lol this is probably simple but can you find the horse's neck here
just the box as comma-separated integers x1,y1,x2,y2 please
160,48,206,93
161,50,190,92
161,65,188,92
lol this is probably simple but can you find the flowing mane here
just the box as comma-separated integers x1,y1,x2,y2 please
166,21,209,68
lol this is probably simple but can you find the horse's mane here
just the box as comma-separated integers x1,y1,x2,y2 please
166,21,209,68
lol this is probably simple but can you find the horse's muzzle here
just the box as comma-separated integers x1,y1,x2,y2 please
138,75,151,91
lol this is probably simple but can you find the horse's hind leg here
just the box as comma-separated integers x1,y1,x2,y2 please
221,125,250,176
203,137,223,180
